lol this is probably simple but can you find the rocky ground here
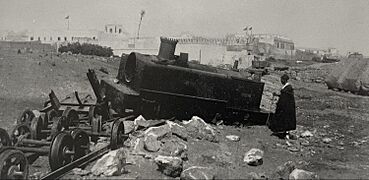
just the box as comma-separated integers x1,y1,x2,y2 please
1,49,369,179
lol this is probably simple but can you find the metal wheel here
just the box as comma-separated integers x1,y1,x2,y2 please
30,116,43,140
0,149,29,179
62,108,79,127
50,117,69,140
0,128,11,146
44,109,58,129
49,132,74,171
17,109,35,125
110,119,125,150
10,124,31,146
70,129,90,160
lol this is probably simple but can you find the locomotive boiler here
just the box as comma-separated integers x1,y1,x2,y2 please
100,37,271,124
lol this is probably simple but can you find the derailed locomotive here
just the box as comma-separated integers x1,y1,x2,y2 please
101,37,271,124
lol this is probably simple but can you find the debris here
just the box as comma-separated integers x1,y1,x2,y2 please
288,147,300,152
336,146,344,150
323,125,330,128
272,161,296,179
289,169,318,179
72,168,90,176
91,148,126,177
226,135,240,142
144,134,162,152
287,134,298,140
159,137,188,158
300,140,310,146
183,116,218,142
90,141,109,152
144,124,171,139
123,120,135,134
29,172,45,180
322,137,332,144
243,148,264,166
154,155,183,177
180,166,215,180
134,115,149,130
300,130,313,138
99,67,109,74
167,121,189,140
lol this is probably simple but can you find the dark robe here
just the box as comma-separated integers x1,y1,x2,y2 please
269,84,296,132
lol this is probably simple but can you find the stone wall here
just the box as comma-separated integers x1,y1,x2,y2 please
0,41,56,53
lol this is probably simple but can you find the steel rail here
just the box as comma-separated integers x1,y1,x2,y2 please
40,143,110,180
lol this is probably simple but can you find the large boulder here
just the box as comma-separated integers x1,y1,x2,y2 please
123,120,135,134
243,148,264,166
134,115,150,130
144,134,162,152
142,124,172,152
154,155,183,177
144,124,171,138
180,166,215,180
289,169,318,179
159,137,188,159
167,121,189,140
183,116,218,142
91,148,126,176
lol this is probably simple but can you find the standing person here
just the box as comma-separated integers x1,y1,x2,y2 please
268,74,296,139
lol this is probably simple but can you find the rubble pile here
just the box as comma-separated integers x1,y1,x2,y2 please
71,115,322,179
74,115,219,178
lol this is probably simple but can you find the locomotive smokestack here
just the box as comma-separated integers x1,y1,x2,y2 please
158,37,178,60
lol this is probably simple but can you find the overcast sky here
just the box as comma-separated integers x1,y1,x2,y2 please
1,0,369,55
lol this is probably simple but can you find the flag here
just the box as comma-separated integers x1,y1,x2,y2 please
243,26,249,31
65,15,69,19
249,27,252,30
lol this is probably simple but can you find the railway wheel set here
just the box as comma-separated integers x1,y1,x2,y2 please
0,93,130,179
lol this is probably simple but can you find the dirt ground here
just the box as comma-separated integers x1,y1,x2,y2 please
1,49,369,179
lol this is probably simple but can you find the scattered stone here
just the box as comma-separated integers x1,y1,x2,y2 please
91,148,126,176
272,161,296,179
336,146,344,150
154,155,183,177
72,168,90,176
131,138,146,156
90,141,109,152
287,134,298,140
183,116,218,142
243,148,264,166
300,130,313,138
29,172,45,180
144,134,162,152
123,120,135,134
322,137,332,144
289,169,318,179
226,135,240,142
323,125,330,128
167,121,189,140
144,124,171,139
180,166,215,180
134,115,149,130
99,67,109,74
288,147,300,152
159,137,188,158
300,140,310,146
